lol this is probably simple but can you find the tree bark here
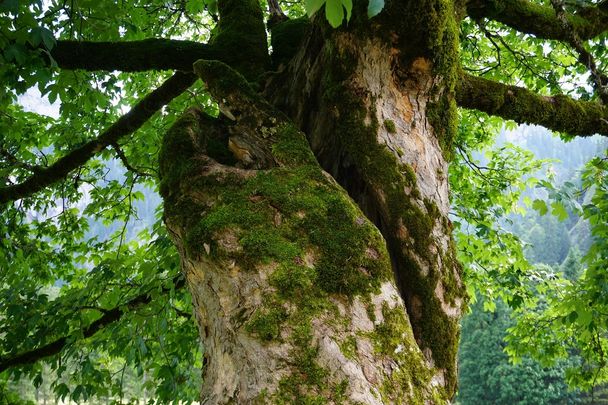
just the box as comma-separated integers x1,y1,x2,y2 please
160,2,466,404
160,59,455,403
266,5,466,397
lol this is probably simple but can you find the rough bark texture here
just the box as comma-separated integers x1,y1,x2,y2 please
159,1,467,403
266,4,466,396
160,61,444,403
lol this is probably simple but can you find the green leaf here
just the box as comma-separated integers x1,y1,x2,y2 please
483,299,496,312
532,199,548,216
204,0,218,14
55,383,70,400
342,0,353,21
33,373,43,388
551,201,568,221
28,26,55,49
4,43,27,65
72,385,84,402
325,0,344,28
29,27,43,47
367,0,384,18
305,0,326,17
40,27,56,50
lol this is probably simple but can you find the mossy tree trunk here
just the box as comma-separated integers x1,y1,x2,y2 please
266,2,466,394
160,0,467,403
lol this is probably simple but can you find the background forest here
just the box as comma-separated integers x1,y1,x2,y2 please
457,126,608,404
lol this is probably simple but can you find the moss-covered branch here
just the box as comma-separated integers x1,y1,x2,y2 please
47,0,268,76
50,39,214,72
0,72,196,204
212,0,269,77
456,72,608,137
467,0,608,41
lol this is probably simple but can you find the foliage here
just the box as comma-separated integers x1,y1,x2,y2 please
452,111,608,393
0,381,35,405
305,0,382,27
0,1,214,401
450,110,548,311
506,151,608,390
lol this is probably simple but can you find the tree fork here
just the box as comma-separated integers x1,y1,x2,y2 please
160,60,447,403
211,0,270,79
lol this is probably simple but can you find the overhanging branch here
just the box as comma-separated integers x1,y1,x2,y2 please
47,0,268,75
456,73,608,137
50,39,215,72
0,71,196,204
0,278,186,373
467,0,608,41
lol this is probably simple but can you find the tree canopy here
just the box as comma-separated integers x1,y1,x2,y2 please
1,0,608,403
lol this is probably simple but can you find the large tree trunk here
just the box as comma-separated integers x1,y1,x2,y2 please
266,7,466,394
160,1,467,403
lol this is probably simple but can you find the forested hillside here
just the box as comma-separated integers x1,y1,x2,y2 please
457,125,608,404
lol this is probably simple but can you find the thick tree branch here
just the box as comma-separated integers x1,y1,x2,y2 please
456,73,608,137
0,278,186,373
212,0,269,78
467,0,608,41
46,0,269,75
0,72,196,204
50,39,215,72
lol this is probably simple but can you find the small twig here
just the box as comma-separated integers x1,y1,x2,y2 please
551,0,608,103
115,174,138,260
111,143,152,177
0,147,43,174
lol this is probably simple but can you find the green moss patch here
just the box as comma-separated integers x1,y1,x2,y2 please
370,303,438,403
383,119,397,134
